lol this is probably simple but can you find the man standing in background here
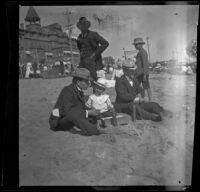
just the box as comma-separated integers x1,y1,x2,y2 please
76,17,109,81
133,37,152,101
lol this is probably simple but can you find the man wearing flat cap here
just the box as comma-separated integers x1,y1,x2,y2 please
76,17,109,81
115,60,172,121
49,68,104,136
133,37,152,101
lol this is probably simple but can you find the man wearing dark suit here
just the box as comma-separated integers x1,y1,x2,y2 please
76,17,109,81
115,60,170,121
133,37,152,101
49,68,104,136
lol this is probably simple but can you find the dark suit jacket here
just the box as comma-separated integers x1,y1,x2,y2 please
49,84,87,129
135,48,149,76
77,30,109,70
115,75,143,104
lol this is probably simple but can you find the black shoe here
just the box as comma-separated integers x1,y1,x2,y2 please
152,114,162,122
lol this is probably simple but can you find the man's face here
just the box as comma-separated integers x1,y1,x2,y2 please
135,44,142,50
123,68,135,79
77,79,90,90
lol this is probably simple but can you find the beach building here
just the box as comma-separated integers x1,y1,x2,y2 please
19,6,80,66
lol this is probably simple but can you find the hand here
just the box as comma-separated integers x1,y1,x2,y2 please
133,97,140,104
88,109,100,116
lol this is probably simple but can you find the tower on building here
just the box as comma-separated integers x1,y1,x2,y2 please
25,6,41,30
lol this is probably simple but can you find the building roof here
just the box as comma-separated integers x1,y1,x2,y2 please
25,6,40,22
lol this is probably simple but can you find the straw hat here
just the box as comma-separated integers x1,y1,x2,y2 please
71,68,93,81
132,37,145,45
93,81,106,91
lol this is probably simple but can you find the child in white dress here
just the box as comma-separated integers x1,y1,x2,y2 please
86,81,118,127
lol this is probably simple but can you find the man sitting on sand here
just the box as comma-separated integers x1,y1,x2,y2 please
49,68,105,136
115,60,172,121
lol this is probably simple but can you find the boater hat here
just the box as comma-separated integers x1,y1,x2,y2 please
93,81,106,91
71,68,93,81
76,17,91,30
132,37,145,45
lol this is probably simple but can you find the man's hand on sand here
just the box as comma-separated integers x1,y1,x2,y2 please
88,109,100,116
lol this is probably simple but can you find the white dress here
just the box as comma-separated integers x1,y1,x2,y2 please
25,63,32,78
85,94,113,113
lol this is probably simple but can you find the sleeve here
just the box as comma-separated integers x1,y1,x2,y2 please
93,32,109,56
85,96,92,109
106,97,114,109
140,50,149,75
76,36,81,51
115,78,136,102
61,88,74,116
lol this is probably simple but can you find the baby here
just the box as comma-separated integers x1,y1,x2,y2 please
86,81,118,127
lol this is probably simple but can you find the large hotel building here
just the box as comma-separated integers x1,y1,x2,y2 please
19,6,80,65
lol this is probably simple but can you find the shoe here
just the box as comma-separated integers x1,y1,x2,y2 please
152,114,162,122
161,110,173,118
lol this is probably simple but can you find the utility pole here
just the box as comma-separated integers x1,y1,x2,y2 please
146,37,151,64
123,48,126,60
64,9,74,72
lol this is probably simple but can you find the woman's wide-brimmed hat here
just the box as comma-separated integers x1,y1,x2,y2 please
76,17,91,30
122,59,137,70
132,37,145,45
71,68,93,81
93,81,106,91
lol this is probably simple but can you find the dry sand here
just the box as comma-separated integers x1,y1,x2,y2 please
19,73,195,186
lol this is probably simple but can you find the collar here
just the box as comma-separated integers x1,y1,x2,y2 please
125,75,133,82
76,85,82,92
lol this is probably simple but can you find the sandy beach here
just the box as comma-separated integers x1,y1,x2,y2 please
19,73,195,186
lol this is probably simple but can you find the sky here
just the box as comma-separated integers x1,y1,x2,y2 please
19,4,199,62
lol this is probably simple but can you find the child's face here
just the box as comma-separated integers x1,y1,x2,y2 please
94,87,104,95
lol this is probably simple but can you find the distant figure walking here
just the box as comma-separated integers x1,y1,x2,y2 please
25,62,33,78
133,37,152,101
77,17,109,81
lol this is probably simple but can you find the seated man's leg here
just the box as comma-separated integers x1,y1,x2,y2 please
58,109,101,136
139,102,163,115
114,102,161,121
136,104,161,121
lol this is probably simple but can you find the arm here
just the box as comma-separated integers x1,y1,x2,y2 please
140,50,149,75
115,79,136,102
85,96,92,109
106,97,114,109
76,36,81,51
93,32,109,56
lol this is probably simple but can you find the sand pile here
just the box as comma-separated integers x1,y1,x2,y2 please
19,73,195,186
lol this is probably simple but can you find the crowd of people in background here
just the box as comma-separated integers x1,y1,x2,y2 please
19,59,71,79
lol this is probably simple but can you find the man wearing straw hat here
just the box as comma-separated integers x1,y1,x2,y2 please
115,60,171,121
133,37,152,101
76,17,109,81
49,68,105,136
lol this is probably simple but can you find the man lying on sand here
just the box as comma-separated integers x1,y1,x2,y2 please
115,60,173,121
